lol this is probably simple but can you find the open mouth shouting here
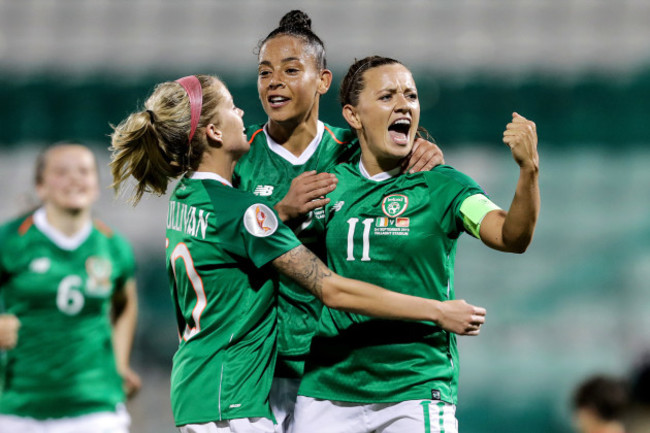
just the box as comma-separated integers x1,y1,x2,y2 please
388,118,412,145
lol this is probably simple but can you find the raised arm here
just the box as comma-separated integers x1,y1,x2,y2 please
479,112,540,253
272,244,486,335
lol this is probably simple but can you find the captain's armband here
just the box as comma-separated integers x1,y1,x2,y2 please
460,194,501,238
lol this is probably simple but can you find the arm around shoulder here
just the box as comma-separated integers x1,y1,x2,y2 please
271,245,486,335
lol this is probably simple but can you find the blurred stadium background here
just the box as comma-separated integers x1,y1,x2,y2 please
1,1,649,432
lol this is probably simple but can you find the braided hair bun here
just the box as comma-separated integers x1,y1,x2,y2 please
258,9,326,70
279,10,312,30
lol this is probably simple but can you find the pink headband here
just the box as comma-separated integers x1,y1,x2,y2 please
175,75,203,145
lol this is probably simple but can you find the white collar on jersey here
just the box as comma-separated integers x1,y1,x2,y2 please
358,159,402,182
263,120,324,165
33,207,93,251
189,171,233,187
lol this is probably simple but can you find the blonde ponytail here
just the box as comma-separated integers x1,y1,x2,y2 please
110,110,183,204
109,75,222,205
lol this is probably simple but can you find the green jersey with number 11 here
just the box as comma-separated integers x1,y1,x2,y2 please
300,161,494,405
0,208,134,419
166,172,301,426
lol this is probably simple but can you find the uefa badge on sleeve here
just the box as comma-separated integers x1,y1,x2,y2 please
243,204,279,237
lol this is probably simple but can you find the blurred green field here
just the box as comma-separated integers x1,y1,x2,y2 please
1,69,650,147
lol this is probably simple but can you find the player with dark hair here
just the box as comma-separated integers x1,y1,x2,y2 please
0,143,140,433
628,357,650,433
235,11,446,430
292,56,540,433
110,74,484,433
573,375,629,433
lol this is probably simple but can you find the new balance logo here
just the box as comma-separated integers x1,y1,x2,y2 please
253,185,274,196
29,257,51,273
332,201,345,212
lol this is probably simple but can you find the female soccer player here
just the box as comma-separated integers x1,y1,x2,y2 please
0,143,140,433
292,56,540,433
109,74,484,433
234,11,446,429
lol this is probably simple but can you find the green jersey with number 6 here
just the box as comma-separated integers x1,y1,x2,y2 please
234,121,357,378
300,161,491,405
0,208,135,419
166,172,301,426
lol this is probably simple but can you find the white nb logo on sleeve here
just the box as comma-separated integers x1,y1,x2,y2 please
253,185,274,196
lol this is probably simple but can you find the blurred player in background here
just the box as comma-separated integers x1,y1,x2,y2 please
109,74,484,433
572,375,629,433
234,10,445,431
0,143,140,433
627,357,650,433
292,56,540,433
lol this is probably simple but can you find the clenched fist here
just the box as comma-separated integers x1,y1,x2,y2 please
503,112,538,171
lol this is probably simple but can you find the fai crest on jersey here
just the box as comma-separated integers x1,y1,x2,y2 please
243,204,278,237
382,194,408,217
85,257,113,296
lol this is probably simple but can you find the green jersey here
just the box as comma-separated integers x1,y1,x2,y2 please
299,161,486,405
0,208,135,419
234,121,358,378
166,172,301,426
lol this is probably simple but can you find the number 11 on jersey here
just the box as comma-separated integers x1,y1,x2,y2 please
346,218,373,261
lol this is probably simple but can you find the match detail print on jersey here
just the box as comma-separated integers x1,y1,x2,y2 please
243,204,279,237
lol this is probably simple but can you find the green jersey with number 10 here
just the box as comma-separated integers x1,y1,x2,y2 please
0,209,134,419
165,173,301,426
300,161,488,405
